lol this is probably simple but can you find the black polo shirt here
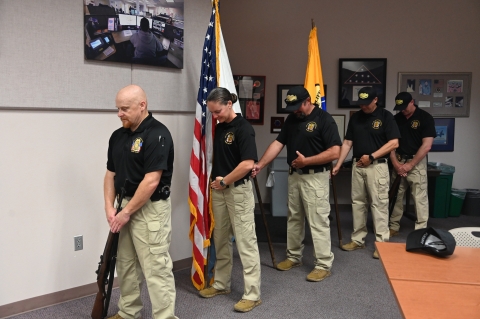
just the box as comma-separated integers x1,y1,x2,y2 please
107,112,174,196
211,115,257,182
345,106,400,159
394,107,436,156
276,107,342,167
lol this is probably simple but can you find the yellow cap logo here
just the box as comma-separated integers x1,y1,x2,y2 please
359,93,369,99
396,99,403,105
286,95,297,102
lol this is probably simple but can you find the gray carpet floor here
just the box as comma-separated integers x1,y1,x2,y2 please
7,208,480,319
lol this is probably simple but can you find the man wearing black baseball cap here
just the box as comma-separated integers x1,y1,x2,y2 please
389,92,436,237
333,87,400,259
252,86,342,281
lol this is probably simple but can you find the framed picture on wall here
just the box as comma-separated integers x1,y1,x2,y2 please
431,118,455,152
397,72,471,117
233,75,266,125
84,2,185,69
338,58,387,108
270,117,284,133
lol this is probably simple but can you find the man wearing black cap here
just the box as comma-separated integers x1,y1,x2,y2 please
252,86,341,281
389,92,436,237
332,87,400,259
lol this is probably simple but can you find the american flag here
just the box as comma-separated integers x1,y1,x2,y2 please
188,0,239,290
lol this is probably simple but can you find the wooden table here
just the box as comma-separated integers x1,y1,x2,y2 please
376,242,480,319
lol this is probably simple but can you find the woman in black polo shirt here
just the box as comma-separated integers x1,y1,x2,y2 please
198,87,262,313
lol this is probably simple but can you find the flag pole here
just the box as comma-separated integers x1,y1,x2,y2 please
311,19,314,29
253,177,277,268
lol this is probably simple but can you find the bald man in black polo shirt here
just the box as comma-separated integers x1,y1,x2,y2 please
105,85,177,319
333,87,400,259
389,92,436,236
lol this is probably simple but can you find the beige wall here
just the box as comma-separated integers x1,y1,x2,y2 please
0,0,207,307
221,0,480,203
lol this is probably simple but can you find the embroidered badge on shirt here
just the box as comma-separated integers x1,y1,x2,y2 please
372,119,382,129
131,137,143,153
225,132,234,145
411,120,420,129
306,122,317,132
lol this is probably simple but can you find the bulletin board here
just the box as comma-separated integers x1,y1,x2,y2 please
397,72,471,117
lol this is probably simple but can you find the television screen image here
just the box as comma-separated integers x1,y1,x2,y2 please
90,38,103,49
84,2,184,69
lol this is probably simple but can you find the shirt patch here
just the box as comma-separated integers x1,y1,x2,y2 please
131,137,143,153
225,132,234,145
411,120,420,129
306,121,317,132
372,119,382,130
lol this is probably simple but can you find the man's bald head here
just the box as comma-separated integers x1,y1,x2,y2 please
116,85,148,109
116,85,149,131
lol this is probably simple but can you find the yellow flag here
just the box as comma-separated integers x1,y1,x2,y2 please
304,26,326,110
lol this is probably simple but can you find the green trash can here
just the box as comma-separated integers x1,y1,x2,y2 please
428,162,455,218
449,188,467,217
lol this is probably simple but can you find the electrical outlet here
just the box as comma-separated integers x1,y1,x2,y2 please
74,235,83,251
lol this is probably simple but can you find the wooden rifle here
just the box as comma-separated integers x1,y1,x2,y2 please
91,185,126,319
388,160,406,216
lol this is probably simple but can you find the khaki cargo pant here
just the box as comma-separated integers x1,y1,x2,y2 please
116,198,178,319
286,170,334,270
389,157,429,231
211,180,261,301
351,160,390,244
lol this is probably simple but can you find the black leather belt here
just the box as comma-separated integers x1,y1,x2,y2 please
396,153,414,161
225,179,249,188
354,158,388,164
289,166,330,175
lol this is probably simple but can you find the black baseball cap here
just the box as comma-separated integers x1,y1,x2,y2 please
394,92,413,111
284,86,310,112
406,227,456,257
356,87,377,105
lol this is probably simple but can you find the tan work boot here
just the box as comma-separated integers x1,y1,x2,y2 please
306,268,331,282
389,229,399,237
341,241,365,251
373,249,379,259
234,299,262,312
199,286,231,298
107,314,124,319
276,258,302,271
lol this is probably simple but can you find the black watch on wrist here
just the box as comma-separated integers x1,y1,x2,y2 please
219,178,226,187
369,154,375,162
